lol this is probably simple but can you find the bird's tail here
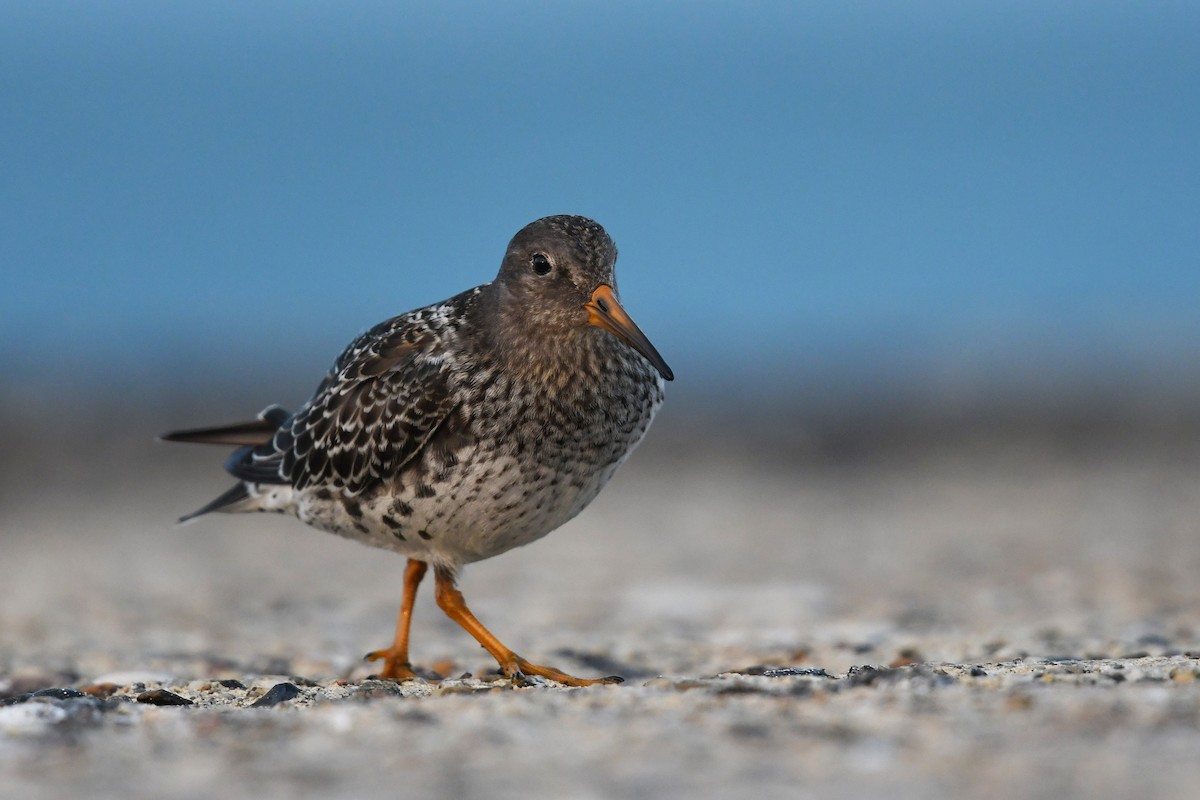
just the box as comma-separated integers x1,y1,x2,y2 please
177,482,254,524
163,404,291,523
160,404,290,446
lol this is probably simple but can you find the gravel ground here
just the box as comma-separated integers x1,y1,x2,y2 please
2,430,1199,799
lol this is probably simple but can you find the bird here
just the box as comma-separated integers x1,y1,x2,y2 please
162,215,673,686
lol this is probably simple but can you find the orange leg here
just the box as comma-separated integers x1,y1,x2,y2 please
433,566,621,687
365,558,428,680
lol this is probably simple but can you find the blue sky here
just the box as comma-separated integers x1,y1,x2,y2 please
3,1,1198,402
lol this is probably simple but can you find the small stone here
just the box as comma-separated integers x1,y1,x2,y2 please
217,679,246,689
136,689,193,706
249,682,300,708
32,688,86,700
889,648,922,668
845,665,887,687
969,666,988,677
354,681,411,700
761,667,830,678
515,675,551,688
81,683,121,698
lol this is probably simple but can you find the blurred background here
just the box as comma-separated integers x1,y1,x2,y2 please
3,1,1199,459
3,1,1200,661
3,8,1200,794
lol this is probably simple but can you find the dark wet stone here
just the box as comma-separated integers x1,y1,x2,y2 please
33,688,86,699
0,694,113,729
845,665,889,687
970,666,988,677
250,682,300,708
0,694,33,706
137,689,194,706
217,679,246,689
760,667,830,678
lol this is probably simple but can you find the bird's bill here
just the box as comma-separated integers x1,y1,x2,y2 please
584,284,674,381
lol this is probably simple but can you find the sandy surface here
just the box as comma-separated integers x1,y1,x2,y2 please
2,429,1200,799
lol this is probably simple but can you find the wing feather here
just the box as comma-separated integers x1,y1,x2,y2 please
225,298,471,494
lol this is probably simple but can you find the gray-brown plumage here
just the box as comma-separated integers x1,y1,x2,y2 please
163,215,672,685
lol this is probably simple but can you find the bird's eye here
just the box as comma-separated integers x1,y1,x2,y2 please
530,254,552,276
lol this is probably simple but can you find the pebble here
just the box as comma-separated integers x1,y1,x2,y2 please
136,689,193,706
249,683,301,708
32,688,86,700
758,667,831,678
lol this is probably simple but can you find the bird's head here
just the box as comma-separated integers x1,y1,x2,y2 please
495,215,673,381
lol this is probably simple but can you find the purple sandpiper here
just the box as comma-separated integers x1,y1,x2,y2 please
163,215,672,685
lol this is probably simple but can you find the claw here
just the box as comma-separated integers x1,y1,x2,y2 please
364,648,419,681
500,655,621,687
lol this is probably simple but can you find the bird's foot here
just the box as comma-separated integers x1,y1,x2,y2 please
364,648,420,681
500,655,623,687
